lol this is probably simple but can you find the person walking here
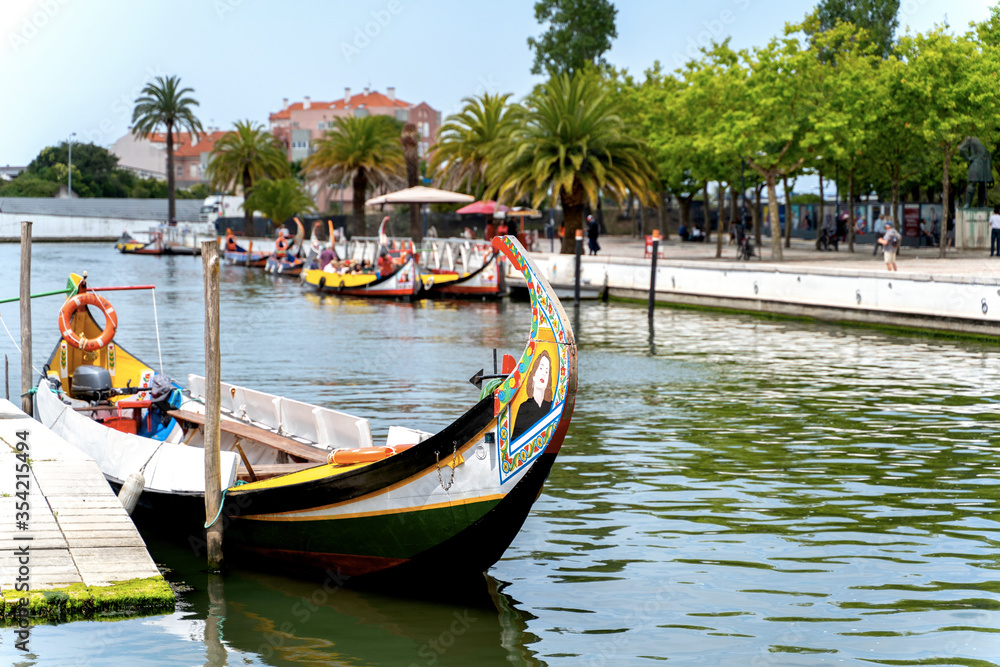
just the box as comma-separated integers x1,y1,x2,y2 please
878,220,901,272
587,215,601,255
990,205,1000,256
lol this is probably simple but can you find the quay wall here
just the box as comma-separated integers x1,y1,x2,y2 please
527,254,1000,337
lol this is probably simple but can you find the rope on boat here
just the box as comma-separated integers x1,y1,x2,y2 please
151,288,164,374
204,488,228,529
0,312,46,379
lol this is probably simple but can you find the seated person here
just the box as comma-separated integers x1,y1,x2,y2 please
377,253,394,277
679,223,689,241
690,225,705,241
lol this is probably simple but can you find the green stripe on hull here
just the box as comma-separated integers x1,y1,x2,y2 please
227,498,501,560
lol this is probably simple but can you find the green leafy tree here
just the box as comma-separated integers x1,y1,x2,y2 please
24,142,137,197
899,27,1000,257
131,75,203,223
808,0,900,59
206,120,290,230
527,0,618,75
487,71,656,253
429,93,518,197
0,175,60,197
717,29,822,260
303,115,404,236
243,177,316,227
810,21,881,252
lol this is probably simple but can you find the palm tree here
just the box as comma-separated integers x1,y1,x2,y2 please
487,72,656,253
243,177,316,230
401,122,422,241
304,115,403,237
206,120,289,230
131,75,203,226
429,93,517,196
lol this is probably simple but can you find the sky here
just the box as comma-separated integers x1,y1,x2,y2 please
0,0,995,172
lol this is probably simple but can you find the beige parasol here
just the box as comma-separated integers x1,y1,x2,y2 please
366,186,475,206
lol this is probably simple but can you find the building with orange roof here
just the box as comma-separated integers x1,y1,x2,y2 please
269,87,440,211
110,128,229,187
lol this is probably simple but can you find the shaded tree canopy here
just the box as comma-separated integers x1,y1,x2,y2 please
527,0,618,75
809,0,900,59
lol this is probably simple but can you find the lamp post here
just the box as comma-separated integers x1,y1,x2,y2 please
67,132,76,196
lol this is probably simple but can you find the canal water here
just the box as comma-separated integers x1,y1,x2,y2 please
1,243,999,666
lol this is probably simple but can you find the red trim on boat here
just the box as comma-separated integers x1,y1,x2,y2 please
234,545,410,577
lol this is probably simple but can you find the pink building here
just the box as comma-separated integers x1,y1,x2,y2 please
269,87,441,211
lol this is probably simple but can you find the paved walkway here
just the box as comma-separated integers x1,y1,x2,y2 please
570,235,1000,280
0,399,162,594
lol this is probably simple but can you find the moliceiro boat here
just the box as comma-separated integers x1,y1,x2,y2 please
302,254,424,300
34,236,576,581
421,250,507,299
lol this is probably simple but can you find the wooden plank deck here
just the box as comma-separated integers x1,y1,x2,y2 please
0,399,163,593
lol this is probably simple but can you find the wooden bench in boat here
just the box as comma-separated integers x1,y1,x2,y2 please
167,409,329,463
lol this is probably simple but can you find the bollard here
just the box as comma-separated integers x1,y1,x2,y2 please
574,229,583,305
648,229,660,318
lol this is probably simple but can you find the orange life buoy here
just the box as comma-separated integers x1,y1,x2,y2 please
58,292,118,352
326,444,414,465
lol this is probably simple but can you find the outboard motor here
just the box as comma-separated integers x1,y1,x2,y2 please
71,365,113,403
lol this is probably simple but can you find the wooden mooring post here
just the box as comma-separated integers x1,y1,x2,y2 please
201,240,224,570
20,221,32,416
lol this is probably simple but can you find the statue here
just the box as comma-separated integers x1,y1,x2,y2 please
958,136,993,208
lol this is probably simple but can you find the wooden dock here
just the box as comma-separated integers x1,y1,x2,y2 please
0,398,173,622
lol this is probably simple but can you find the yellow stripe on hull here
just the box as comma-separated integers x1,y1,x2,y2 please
242,493,506,523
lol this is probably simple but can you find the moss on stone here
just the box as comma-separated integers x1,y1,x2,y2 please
1,576,174,625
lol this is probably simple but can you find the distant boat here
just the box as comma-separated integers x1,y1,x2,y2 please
301,255,424,300
34,236,577,581
222,229,271,267
421,250,507,299
116,230,200,256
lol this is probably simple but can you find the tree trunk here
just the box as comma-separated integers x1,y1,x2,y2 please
940,148,951,258
848,168,856,253
679,196,691,228
766,173,783,260
730,187,738,225
783,175,792,249
352,169,367,237
715,181,725,258
817,168,824,249
752,184,763,248
242,170,253,231
702,182,711,241
560,179,585,254
890,178,900,227
166,121,176,225
401,123,421,242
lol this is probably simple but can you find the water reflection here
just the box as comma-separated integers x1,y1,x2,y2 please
2,245,999,665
